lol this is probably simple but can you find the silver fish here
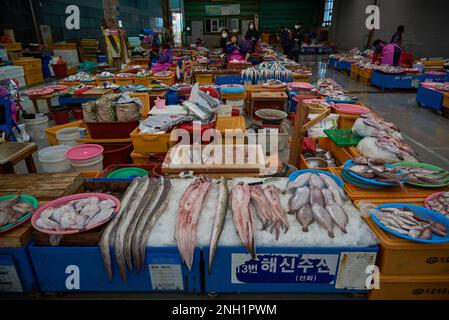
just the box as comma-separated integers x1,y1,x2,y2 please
115,177,150,283
209,177,229,273
99,177,141,282
285,173,312,193
132,177,164,272
86,208,115,226
288,187,310,213
326,204,348,233
138,177,172,271
296,204,314,232
311,204,335,238
318,173,340,190
310,188,325,207
330,187,346,206
123,178,159,272
322,189,335,206
309,174,324,189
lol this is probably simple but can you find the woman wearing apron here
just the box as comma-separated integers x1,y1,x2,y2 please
372,39,402,67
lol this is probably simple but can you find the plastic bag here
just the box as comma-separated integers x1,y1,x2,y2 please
82,101,98,123
308,113,339,138
116,103,140,122
96,94,117,122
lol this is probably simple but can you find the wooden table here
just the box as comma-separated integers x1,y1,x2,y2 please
28,94,55,118
0,142,38,174
0,172,83,200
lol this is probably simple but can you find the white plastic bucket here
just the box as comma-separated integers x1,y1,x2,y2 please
56,127,81,147
24,115,49,141
38,145,72,173
69,156,104,172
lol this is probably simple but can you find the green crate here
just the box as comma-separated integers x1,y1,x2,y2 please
324,129,363,147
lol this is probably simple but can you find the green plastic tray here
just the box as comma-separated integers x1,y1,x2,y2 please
324,129,363,147
107,167,149,179
0,194,38,233
392,162,449,188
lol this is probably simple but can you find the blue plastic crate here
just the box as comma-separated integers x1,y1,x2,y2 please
205,245,378,293
29,244,201,292
0,243,39,292
416,85,444,111
215,75,243,86
371,72,417,89
328,57,338,69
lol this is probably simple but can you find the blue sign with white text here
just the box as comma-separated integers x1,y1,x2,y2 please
232,254,339,284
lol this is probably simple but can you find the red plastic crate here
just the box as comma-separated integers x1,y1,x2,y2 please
85,121,138,139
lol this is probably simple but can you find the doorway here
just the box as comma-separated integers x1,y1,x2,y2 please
172,12,182,47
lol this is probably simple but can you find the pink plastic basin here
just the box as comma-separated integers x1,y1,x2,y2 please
31,193,121,235
65,144,104,163
332,103,371,115
288,82,316,91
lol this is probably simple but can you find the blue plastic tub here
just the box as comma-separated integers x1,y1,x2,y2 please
29,244,201,292
344,160,405,187
215,75,242,86
204,246,378,293
371,72,417,89
416,85,444,111
371,204,449,244
0,243,39,292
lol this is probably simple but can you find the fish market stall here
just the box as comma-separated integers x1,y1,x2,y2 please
148,173,379,294
0,173,83,293
28,178,202,292
416,82,449,112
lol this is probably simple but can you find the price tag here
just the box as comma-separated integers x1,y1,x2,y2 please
335,252,377,290
148,253,184,291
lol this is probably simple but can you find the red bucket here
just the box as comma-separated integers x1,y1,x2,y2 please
71,106,84,120
102,143,133,167
52,63,68,78
53,108,69,125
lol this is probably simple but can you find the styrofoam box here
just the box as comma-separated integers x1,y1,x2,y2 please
53,49,79,67
0,65,25,79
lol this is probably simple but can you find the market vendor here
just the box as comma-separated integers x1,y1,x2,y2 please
219,29,230,53
277,26,290,56
225,34,248,62
150,43,173,72
372,39,402,67
244,22,259,53
289,22,304,62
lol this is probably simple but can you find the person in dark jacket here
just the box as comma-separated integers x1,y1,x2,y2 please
289,22,304,62
225,34,248,62
244,22,259,54
220,29,230,53
278,26,290,56
391,25,404,47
